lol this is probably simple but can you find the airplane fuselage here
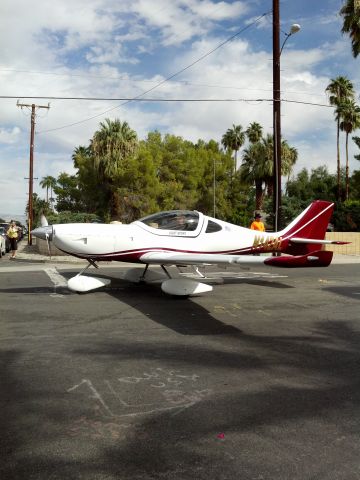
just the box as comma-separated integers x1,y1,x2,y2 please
50,212,283,262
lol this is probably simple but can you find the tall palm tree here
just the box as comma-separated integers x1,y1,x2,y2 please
340,0,360,58
338,99,360,199
280,139,298,180
246,122,263,144
91,119,138,178
240,141,271,210
90,119,138,219
39,175,56,203
325,76,355,199
72,146,91,167
221,124,245,174
240,134,298,211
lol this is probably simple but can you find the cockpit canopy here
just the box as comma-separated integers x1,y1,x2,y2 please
138,210,199,232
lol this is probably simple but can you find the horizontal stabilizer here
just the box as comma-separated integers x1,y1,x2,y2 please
290,237,350,245
264,250,333,267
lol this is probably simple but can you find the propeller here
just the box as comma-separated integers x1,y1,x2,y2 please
40,213,52,258
31,224,54,258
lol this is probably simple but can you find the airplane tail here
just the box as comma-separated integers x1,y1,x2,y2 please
279,200,334,256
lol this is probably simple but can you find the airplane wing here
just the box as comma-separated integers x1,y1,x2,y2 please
140,250,333,268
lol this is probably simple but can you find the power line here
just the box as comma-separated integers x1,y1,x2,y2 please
3,95,335,108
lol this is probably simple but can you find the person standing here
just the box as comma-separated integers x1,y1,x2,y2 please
7,221,18,259
250,213,265,232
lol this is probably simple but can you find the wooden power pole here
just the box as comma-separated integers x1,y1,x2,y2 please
273,0,281,233
17,102,50,245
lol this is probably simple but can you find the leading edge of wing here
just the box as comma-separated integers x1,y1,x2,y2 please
140,252,271,266
140,250,333,268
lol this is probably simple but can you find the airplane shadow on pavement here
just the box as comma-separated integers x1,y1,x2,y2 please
57,267,294,336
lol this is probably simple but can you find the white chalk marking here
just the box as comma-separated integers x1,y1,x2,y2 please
68,377,212,419
68,379,115,417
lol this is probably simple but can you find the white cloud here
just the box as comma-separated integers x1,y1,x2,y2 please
0,126,21,144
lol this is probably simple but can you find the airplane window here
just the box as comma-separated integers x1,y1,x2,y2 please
205,220,222,233
138,210,199,231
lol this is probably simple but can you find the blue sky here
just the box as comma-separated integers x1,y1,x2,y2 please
0,0,359,216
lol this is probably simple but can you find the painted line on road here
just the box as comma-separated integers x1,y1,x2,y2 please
45,267,68,297
45,267,68,287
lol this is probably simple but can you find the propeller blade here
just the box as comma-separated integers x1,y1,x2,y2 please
40,214,49,227
45,232,52,259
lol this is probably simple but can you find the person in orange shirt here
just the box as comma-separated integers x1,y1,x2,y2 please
250,213,265,232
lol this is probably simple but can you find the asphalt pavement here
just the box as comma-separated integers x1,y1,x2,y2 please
0,241,360,479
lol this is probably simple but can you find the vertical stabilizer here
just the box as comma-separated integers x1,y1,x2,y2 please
279,201,334,255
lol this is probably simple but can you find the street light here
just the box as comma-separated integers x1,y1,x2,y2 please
273,0,300,233
280,24,301,56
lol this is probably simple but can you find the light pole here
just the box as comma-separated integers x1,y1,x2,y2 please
273,0,300,232
213,157,216,218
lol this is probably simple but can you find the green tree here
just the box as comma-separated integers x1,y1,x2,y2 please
39,175,57,203
325,76,355,199
53,173,85,212
287,166,338,203
72,145,105,214
240,141,270,210
91,119,138,220
338,99,360,199
239,134,297,212
246,122,263,143
27,193,51,228
221,124,245,175
340,0,360,58
350,169,360,199
353,135,360,161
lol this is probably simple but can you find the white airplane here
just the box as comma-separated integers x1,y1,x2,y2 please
32,200,348,296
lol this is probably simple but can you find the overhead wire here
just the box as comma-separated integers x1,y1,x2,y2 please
1,94,334,108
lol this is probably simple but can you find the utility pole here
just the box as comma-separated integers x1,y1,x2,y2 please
17,101,50,245
273,0,281,234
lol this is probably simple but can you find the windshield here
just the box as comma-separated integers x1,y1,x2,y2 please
138,210,199,231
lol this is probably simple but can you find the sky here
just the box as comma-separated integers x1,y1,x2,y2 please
0,0,359,217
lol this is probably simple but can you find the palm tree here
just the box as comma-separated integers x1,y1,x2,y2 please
240,141,271,210
353,135,360,161
239,134,298,211
325,76,355,199
282,141,298,192
340,0,360,58
91,119,138,177
72,146,91,166
90,119,138,220
246,122,263,144
338,99,360,199
221,124,245,174
39,175,56,203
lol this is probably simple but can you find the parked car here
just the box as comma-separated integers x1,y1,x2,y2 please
0,226,11,252
0,230,6,258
